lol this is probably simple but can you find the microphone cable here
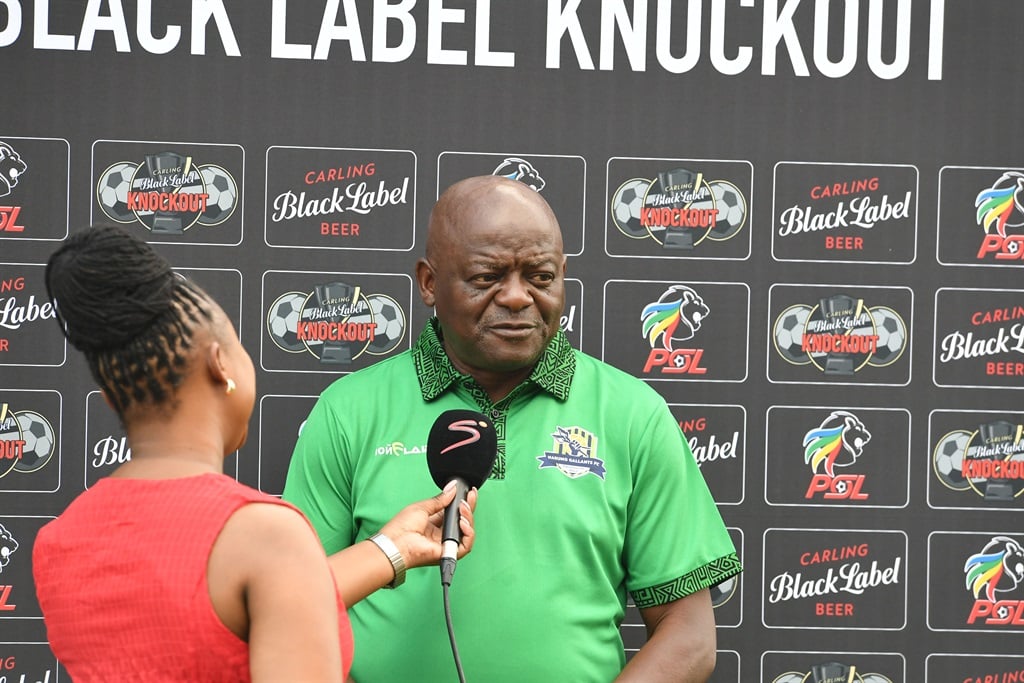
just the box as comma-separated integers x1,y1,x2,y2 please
441,579,467,683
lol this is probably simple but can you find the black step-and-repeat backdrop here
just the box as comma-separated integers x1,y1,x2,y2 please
3,1,1024,680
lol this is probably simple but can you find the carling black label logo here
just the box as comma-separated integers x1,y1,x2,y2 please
670,404,745,505
929,410,1024,510
606,157,751,260
938,166,1024,266
766,407,910,509
934,288,1024,389
764,650,902,683
925,653,1024,683
262,270,411,373
92,140,243,245
763,529,907,629
437,151,586,256
0,644,59,683
0,265,65,367
602,280,749,383
772,161,917,264
768,284,912,386
266,146,415,250
0,137,70,241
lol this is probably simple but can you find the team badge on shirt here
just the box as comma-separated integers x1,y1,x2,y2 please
537,426,605,479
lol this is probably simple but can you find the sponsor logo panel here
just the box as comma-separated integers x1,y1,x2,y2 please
85,391,238,488
925,653,1024,682
266,146,415,250
765,406,910,508
669,403,745,505
560,278,583,349
768,283,912,386
0,390,61,493
0,516,52,620
258,394,317,496
606,157,752,260
771,161,917,264
0,265,65,368
261,270,412,374
0,137,70,242
602,280,749,383
0,643,60,682
762,651,904,683
928,531,1024,633
762,528,907,630
933,288,1024,389
929,409,1024,510
91,140,243,246
437,152,585,256
938,166,1024,267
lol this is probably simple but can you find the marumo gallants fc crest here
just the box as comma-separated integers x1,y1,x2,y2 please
933,420,1024,501
641,285,709,375
266,283,406,364
611,168,746,250
537,426,605,479
773,293,906,375
964,535,1024,626
96,152,238,234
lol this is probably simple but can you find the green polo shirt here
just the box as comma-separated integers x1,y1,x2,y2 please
283,319,741,682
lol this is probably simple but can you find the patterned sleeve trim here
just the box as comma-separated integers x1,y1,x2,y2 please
630,553,743,609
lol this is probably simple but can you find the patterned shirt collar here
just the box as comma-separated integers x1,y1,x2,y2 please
412,317,575,402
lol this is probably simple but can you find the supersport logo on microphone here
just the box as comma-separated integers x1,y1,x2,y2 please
440,418,489,454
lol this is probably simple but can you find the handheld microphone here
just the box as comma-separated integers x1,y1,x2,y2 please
426,409,497,585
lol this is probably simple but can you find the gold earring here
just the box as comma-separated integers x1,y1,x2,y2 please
225,378,236,395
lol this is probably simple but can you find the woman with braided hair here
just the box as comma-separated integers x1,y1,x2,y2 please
32,225,478,682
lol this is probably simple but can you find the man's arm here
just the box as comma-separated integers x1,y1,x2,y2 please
614,588,717,683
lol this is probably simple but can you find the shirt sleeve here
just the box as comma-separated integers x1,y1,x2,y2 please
623,399,741,607
281,392,356,556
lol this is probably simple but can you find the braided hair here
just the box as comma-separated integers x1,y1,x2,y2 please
45,225,214,416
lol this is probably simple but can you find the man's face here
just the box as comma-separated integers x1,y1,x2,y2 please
420,183,566,377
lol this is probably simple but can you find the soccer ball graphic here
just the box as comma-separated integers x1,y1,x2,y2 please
267,292,308,353
773,304,813,364
868,306,907,367
198,164,238,225
611,178,650,238
933,430,971,491
709,576,736,608
347,295,406,355
706,181,746,240
14,411,55,473
97,162,139,223
772,675,805,683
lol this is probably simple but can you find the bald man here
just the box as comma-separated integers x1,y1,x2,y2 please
284,176,741,682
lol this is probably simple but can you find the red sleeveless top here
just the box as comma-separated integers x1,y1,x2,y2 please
33,473,354,681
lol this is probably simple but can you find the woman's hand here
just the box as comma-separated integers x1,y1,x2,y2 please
378,482,479,570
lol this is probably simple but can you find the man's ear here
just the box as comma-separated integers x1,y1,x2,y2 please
415,258,436,308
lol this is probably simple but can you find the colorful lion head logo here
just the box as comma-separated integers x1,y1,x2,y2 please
965,535,1024,602
976,171,1024,238
803,410,871,477
641,285,709,350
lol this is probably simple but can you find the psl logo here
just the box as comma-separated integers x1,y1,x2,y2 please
0,141,27,233
932,420,1024,500
537,426,605,479
640,285,709,375
0,403,56,477
267,283,405,364
965,535,1024,625
492,157,545,192
773,294,906,375
803,411,871,500
610,168,746,250
96,152,238,234
976,171,1024,260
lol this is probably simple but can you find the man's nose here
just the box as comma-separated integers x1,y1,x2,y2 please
495,275,533,310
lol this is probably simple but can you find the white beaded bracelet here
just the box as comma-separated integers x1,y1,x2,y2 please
368,532,407,588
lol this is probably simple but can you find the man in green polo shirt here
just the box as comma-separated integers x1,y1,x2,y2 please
283,175,741,682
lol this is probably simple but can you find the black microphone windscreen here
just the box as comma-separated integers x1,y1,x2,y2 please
426,409,497,490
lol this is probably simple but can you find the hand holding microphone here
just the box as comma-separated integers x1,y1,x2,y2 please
426,409,497,586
